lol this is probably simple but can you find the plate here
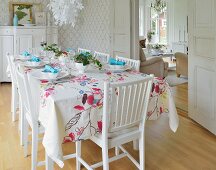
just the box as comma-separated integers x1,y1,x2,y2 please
23,61,46,68
15,55,31,61
31,69,69,81
105,65,132,72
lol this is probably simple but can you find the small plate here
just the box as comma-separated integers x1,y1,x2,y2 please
15,55,31,61
23,61,46,68
31,69,69,81
105,65,132,72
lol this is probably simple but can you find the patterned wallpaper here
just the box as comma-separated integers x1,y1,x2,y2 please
0,0,111,53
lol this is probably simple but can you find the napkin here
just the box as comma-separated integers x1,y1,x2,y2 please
22,51,31,57
29,56,41,62
43,65,59,74
109,58,126,66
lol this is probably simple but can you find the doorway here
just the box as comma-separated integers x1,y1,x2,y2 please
139,0,189,116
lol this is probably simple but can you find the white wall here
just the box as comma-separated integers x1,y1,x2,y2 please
0,0,111,53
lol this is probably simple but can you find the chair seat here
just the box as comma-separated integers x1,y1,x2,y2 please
91,127,140,149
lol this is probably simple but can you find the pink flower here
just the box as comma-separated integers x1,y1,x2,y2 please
160,107,163,113
155,85,159,93
69,133,75,141
74,105,85,111
97,121,102,132
63,137,71,143
87,95,94,105
92,88,101,91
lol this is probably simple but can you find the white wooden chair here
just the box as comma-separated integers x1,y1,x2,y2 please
15,65,77,170
116,56,141,71
7,54,19,122
76,75,154,170
94,51,110,63
7,55,25,146
15,64,46,170
78,48,91,54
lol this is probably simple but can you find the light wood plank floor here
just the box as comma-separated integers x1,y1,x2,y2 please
171,83,188,117
0,83,216,170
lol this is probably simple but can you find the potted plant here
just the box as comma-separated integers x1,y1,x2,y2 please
74,52,102,73
147,31,155,43
41,42,69,63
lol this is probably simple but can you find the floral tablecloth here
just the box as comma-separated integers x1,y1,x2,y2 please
27,70,179,168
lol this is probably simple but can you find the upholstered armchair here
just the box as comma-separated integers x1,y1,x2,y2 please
175,52,188,77
139,47,168,78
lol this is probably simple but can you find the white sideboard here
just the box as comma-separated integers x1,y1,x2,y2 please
0,26,58,82
172,42,188,54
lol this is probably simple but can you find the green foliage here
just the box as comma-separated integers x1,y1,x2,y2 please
151,44,164,49
17,5,31,10
15,11,27,21
74,52,102,69
152,0,166,13
147,31,155,42
41,42,63,57
15,5,31,21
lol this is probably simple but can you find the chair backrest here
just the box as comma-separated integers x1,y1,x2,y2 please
94,51,110,63
116,56,141,71
14,64,37,124
7,54,18,86
78,48,91,54
103,75,153,134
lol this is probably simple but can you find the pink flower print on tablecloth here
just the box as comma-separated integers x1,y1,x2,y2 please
97,121,102,133
44,88,55,98
74,105,85,111
63,132,76,143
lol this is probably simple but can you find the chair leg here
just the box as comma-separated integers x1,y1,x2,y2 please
46,153,54,170
76,141,81,170
133,140,139,150
102,141,109,170
31,127,39,170
23,116,29,157
115,147,120,155
11,85,18,122
20,103,24,146
139,133,145,170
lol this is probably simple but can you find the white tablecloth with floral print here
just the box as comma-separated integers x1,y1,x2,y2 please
27,69,179,168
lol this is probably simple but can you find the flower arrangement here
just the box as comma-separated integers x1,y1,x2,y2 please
40,42,68,57
151,44,164,50
74,52,102,70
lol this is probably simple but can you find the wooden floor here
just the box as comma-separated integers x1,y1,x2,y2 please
1,83,216,170
171,83,188,117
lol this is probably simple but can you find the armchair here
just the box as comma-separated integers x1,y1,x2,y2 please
139,47,168,78
175,52,188,77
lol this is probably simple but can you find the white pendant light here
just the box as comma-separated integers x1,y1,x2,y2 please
48,0,84,27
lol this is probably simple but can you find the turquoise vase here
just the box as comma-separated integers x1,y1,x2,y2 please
13,14,18,26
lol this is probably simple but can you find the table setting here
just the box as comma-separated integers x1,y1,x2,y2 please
10,44,179,168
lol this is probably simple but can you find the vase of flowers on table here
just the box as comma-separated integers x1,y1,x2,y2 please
74,52,102,74
40,42,69,63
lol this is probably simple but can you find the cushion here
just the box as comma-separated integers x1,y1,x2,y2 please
140,47,146,62
139,39,146,48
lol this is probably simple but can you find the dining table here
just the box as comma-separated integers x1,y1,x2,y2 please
13,56,179,168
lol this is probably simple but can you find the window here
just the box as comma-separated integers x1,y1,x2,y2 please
150,2,167,44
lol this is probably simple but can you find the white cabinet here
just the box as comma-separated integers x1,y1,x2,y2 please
0,26,58,82
15,35,33,55
172,42,188,54
0,35,13,82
